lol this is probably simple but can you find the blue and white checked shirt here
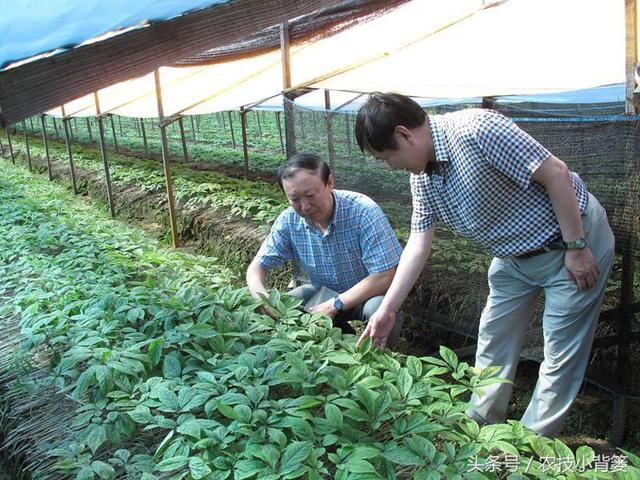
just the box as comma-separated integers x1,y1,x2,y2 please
258,190,402,293
411,109,588,257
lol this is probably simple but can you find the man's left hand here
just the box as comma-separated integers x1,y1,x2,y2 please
306,299,338,319
565,248,600,290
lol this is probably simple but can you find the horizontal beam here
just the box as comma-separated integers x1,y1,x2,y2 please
0,0,342,127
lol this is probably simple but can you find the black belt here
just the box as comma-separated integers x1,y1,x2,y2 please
515,237,565,259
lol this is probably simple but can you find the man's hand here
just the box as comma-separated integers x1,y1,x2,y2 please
255,292,279,320
357,307,396,350
306,299,337,319
565,248,600,290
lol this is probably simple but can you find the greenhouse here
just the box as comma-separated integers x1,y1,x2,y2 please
0,0,639,479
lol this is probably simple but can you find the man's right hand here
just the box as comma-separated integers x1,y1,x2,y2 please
357,307,397,350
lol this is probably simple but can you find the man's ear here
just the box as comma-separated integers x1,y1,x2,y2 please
327,174,335,190
393,125,412,142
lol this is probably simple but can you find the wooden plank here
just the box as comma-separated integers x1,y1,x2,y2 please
0,0,344,126
625,0,638,114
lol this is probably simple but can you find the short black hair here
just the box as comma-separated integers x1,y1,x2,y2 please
277,152,331,190
355,92,427,154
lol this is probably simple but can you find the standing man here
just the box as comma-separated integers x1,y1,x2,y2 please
246,152,404,346
354,92,614,436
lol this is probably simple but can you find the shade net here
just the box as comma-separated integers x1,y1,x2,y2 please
11,97,640,399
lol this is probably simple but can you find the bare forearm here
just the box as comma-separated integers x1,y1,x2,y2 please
533,156,584,241
379,229,434,313
246,258,269,299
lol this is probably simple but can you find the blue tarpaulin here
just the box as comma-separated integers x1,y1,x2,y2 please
0,0,228,69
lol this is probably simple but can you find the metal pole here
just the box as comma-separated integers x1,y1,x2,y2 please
6,128,15,164
95,93,116,218
189,115,197,143
275,111,285,155
61,107,78,194
109,115,119,153
178,117,189,162
21,120,32,171
324,90,335,170
140,118,149,157
86,117,93,142
228,111,236,149
40,116,53,180
154,69,180,248
240,107,250,177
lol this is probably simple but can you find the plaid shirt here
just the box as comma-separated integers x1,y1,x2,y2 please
258,190,402,293
411,109,588,257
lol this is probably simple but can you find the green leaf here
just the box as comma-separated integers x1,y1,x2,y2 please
406,356,423,378
177,420,202,439
189,323,219,338
382,447,425,466
156,455,189,472
344,458,378,474
85,424,107,454
279,441,312,475
163,354,182,379
76,466,95,480
189,457,212,480
128,405,154,424
397,368,413,398
148,338,163,366
326,352,360,365
91,461,115,480
324,403,343,429
285,417,315,441
439,345,458,369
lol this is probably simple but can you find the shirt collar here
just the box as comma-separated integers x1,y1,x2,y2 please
426,114,449,175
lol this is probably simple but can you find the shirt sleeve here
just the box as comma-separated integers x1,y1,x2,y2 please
257,210,294,270
473,110,551,190
410,174,436,233
358,200,403,274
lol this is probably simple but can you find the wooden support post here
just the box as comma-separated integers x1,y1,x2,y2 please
281,21,296,157
53,117,60,139
140,118,149,157
219,112,226,132
256,110,262,137
61,107,78,194
240,107,250,177
29,117,35,133
228,111,236,149
69,117,75,141
275,111,285,154
21,120,32,171
40,116,53,181
95,93,116,218
189,115,197,143
178,117,189,162
196,115,201,135
109,115,119,153
324,90,335,170
625,0,638,114
0,129,4,156
86,117,93,142
117,116,123,137
6,128,15,164
344,114,353,161
154,69,180,248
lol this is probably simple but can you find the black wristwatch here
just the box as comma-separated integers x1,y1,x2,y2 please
333,296,344,312
563,237,587,250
